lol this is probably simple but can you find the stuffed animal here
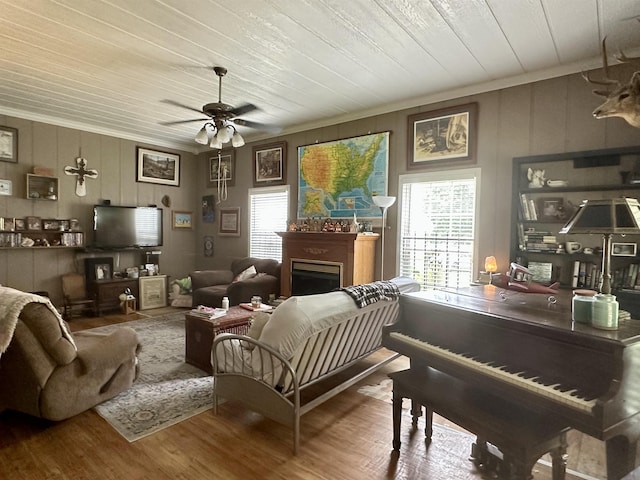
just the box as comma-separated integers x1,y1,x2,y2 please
527,168,546,188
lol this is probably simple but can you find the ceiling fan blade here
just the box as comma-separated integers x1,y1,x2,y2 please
233,118,282,134
230,103,258,116
160,118,209,126
161,99,205,115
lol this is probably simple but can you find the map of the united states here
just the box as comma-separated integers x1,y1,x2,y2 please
297,132,389,219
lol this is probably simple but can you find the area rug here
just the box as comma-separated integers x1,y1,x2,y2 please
91,312,213,442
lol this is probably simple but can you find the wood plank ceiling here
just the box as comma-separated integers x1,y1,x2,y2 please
1,0,640,152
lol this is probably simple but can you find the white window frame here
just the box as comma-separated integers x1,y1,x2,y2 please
248,185,290,262
396,168,481,289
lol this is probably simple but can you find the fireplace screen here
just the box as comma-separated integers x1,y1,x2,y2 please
291,260,342,296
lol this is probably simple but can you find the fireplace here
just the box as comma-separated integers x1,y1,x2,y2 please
291,260,342,296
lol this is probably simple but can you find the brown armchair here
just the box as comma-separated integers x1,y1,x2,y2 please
0,301,140,421
191,257,281,308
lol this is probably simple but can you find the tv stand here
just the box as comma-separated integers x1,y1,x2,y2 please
89,278,139,316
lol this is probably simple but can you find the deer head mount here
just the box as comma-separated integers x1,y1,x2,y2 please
583,35,640,128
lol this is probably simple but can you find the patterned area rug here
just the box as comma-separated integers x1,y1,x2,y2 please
92,312,213,442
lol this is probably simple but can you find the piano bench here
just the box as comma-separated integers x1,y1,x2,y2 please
390,368,570,480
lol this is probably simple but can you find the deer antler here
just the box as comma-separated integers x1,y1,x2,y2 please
582,37,621,97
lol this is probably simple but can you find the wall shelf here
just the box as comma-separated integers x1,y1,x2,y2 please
26,174,58,200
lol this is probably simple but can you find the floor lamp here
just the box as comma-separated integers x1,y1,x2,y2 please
373,195,396,280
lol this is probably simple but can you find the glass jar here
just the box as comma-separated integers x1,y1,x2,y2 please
251,296,262,309
592,293,619,330
572,289,596,324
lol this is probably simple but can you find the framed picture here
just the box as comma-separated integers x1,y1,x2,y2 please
139,275,167,310
202,195,215,223
14,218,25,231
208,150,235,187
253,141,287,186
136,147,180,186
0,126,18,163
219,207,240,236
42,219,61,231
172,210,193,229
612,242,637,257
69,218,80,231
407,103,477,169
95,263,111,280
26,216,42,231
59,219,70,231
537,197,567,222
0,179,12,195
2,217,14,231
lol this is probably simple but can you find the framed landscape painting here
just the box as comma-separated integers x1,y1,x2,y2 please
136,147,180,186
0,126,18,163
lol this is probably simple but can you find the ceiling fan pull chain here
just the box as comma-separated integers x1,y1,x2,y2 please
217,153,228,202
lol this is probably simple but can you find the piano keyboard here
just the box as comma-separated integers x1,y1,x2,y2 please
389,331,596,413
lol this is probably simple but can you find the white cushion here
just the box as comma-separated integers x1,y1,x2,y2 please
233,265,257,283
256,291,357,359
241,312,270,350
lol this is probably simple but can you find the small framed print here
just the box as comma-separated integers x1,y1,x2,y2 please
0,179,12,195
612,242,637,257
0,126,18,163
2,217,14,231
14,218,25,231
208,150,235,187
95,263,111,280
26,216,42,231
42,219,61,231
60,220,70,231
219,207,240,236
253,141,287,186
172,211,193,229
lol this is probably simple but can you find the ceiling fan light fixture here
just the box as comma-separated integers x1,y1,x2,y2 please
209,133,223,149
194,125,209,145
231,130,245,147
217,124,231,143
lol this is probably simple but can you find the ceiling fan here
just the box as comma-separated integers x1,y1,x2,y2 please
161,66,279,148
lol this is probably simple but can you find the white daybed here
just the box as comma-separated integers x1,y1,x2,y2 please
212,277,419,454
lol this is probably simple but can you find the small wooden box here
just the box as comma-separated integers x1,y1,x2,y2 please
122,298,136,314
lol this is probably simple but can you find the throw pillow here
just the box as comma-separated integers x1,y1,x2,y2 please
241,312,270,350
175,276,192,294
233,265,257,283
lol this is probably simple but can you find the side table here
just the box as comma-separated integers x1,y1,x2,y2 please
185,306,254,373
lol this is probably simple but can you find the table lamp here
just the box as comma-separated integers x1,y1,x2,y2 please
372,195,396,280
560,197,640,294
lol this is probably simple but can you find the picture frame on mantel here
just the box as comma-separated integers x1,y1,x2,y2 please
219,207,240,236
253,141,287,186
0,126,18,163
136,147,180,186
407,102,477,169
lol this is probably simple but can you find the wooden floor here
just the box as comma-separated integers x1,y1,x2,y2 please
0,308,611,479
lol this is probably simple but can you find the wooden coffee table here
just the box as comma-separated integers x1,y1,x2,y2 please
185,306,254,373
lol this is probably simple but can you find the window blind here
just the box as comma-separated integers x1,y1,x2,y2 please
398,171,478,290
249,186,289,262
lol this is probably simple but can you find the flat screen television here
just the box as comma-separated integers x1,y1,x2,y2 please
93,205,163,248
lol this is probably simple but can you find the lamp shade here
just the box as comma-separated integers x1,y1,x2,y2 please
559,197,640,235
195,126,209,145
372,195,396,209
484,256,497,273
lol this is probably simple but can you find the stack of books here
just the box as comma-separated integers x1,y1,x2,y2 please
189,305,227,320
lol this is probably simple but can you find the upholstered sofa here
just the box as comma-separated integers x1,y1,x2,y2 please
0,287,140,421
212,277,420,453
191,257,281,308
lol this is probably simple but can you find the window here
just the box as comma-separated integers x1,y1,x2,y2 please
398,169,479,290
248,185,289,262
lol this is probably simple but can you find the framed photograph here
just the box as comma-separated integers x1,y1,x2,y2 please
208,150,235,187
14,218,25,231
42,219,61,231
537,197,567,222
26,216,42,231
59,219,70,231
253,141,287,186
0,126,18,163
202,195,215,223
219,207,240,236
95,263,111,281
172,210,193,229
612,242,637,257
69,218,80,231
136,147,180,186
407,103,477,169
2,217,14,231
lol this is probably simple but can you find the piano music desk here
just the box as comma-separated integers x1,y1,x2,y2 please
390,368,570,480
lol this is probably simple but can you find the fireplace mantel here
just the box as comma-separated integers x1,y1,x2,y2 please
277,231,379,297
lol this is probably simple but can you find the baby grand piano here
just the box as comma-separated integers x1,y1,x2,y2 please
382,285,640,480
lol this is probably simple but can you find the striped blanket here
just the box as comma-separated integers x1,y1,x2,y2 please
339,280,401,308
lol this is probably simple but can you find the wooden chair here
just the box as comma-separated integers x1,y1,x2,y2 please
61,273,96,319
